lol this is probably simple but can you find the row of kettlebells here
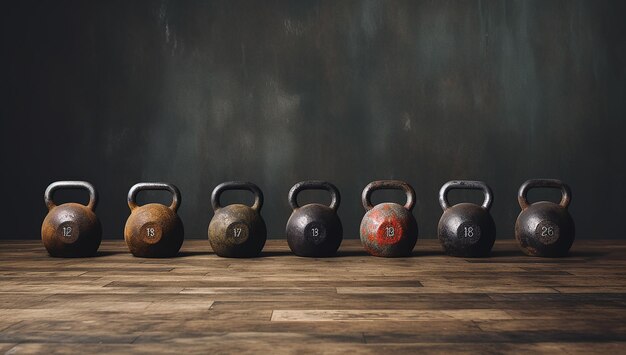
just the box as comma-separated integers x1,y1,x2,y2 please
42,179,575,259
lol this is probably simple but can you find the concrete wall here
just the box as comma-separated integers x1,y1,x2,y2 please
1,0,625,239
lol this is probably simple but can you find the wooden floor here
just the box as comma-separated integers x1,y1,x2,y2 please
0,239,625,354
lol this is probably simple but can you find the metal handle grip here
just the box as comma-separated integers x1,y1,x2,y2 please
44,181,98,212
211,181,263,212
518,179,571,210
288,180,340,211
439,180,493,211
361,180,415,211
127,182,181,212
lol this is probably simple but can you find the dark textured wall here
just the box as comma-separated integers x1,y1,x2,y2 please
1,0,625,240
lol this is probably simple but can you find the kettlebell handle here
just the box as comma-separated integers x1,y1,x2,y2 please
362,180,415,211
518,179,571,210
439,180,493,211
211,181,263,212
288,180,340,211
127,182,181,212
45,181,98,212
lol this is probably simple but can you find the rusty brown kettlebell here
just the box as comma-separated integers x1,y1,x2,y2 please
437,180,496,257
124,182,184,258
515,179,575,257
359,180,418,257
41,181,102,257
209,181,266,258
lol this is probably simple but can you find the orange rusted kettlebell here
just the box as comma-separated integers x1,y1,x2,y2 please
124,182,184,258
41,181,102,257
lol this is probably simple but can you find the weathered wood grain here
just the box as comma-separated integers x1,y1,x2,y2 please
0,239,624,353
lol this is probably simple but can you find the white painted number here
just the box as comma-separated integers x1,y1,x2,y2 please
234,228,242,238
147,227,155,237
62,226,72,237
541,226,554,237
464,227,474,238
385,226,395,237
311,228,319,237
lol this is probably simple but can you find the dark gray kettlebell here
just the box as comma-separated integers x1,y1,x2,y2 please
208,181,267,258
437,180,496,257
286,181,343,257
515,179,575,257
41,181,102,257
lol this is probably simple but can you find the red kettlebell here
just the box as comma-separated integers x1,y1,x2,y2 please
359,180,418,257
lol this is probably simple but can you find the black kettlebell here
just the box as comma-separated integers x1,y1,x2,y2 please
41,181,102,257
286,181,343,257
359,180,418,257
208,181,267,258
437,180,496,257
515,179,575,257
124,183,184,258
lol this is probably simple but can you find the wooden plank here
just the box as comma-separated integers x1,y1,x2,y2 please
271,309,513,321
0,343,17,353
476,319,626,332
10,342,626,354
337,286,559,294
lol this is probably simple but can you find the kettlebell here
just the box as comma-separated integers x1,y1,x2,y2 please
41,181,102,257
208,181,266,258
437,180,496,257
124,182,184,258
515,179,575,257
359,180,418,257
286,181,343,257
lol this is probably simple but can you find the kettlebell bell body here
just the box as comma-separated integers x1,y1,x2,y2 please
41,181,102,257
124,183,184,258
286,181,343,257
208,182,266,258
359,180,418,257
437,180,496,257
515,179,575,257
